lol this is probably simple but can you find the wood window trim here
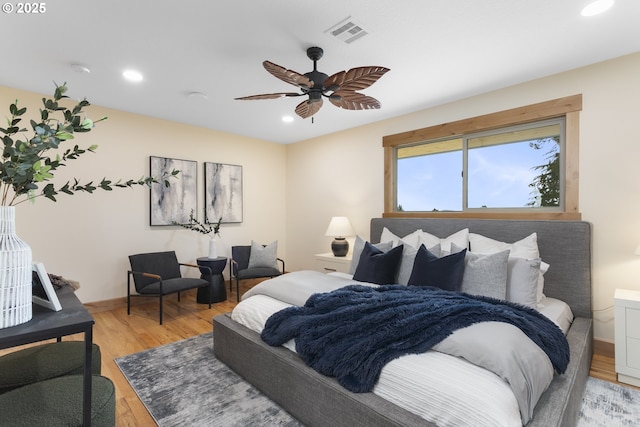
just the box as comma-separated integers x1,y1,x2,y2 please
383,94,582,220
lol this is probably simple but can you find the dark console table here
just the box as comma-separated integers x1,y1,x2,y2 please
0,286,95,426
196,257,228,303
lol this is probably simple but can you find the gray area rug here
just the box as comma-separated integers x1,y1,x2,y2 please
116,333,639,426
115,333,300,427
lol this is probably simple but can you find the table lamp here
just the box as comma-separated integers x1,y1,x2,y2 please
325,216,355,257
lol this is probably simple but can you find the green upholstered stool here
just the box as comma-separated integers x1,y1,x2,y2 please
0,374,116,427
0,341,101,395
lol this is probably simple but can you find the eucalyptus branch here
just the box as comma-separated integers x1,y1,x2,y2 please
173,209,222,236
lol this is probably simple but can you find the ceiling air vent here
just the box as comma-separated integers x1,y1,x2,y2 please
325,17,368,44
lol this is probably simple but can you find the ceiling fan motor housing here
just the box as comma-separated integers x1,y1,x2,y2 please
304,70,330,102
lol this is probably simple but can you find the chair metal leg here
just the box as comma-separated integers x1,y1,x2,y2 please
159,294,163,325
127,273,131,315
236,277,240,302
208,282,212,309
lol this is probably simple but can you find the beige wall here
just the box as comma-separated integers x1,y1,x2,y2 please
286,52,640,343
0,85,287,304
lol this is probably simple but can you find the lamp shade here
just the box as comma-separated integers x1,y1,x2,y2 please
325,217,355,237
634,243,640,256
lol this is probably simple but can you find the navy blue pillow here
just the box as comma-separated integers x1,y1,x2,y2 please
353,242,404,285
408,245,467,291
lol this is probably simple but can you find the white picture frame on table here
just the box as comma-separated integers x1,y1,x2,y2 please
32,262,62,311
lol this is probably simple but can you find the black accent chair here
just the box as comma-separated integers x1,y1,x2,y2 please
230,245,285,302
127,251,212,325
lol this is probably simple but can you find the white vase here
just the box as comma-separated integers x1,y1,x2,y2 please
0,206,32,329
208,236,218,259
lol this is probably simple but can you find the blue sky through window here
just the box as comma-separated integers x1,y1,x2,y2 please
397,140,554,211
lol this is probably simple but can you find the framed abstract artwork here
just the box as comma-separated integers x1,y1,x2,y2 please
204,162,243,223
150,156,197,226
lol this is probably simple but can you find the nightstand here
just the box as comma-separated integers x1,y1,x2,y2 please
315,253,352,274
614,288,640,387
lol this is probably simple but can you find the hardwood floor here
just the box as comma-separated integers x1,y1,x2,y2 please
0,281,635,426
90,288,240,427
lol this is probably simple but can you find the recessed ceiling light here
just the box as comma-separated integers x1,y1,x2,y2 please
71,63,90,74
122,69,143,82
282,115,294,123
581,0,614,17
187,92,209,100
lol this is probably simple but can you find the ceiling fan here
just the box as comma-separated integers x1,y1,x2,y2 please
235,47,390,119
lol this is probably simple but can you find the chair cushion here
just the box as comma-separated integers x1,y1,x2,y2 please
138,277,208,295
237,267,282,280
0,342,101,395
0,374,115,427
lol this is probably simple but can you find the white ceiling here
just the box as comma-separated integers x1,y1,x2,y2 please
2,1,639,144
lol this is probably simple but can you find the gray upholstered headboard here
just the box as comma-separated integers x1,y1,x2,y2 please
370,218,592,319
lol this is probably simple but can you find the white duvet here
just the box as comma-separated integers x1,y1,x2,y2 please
230,271,573,427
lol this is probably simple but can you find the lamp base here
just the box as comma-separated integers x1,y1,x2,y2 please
331,237,349,257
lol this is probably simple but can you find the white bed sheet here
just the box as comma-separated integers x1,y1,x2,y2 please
230,279,574,427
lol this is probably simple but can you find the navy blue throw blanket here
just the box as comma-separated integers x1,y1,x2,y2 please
261,284,570,393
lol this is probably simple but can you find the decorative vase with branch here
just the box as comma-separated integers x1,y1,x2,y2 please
0,83,179,328
173,209,222,258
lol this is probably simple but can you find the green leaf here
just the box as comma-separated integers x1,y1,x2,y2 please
80,118,94,129
55,131,74,141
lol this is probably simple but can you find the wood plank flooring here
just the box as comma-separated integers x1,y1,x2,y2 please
0,280,634,426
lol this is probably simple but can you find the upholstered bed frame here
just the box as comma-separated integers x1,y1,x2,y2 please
213,218,593,426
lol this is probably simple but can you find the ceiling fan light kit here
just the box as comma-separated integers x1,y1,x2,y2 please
235,47,389,119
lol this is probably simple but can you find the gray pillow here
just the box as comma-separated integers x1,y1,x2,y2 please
248,240,278,269
506,257,541,308
460,248,510,300
396,242,440,285
349,236,393,275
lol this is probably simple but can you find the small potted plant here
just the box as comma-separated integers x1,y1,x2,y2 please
173,209,222,258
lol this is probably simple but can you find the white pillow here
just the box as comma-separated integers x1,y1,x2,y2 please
248,240,278,269
380,227,422,248
469,232,539,259
419,229,469,253
537,261,550,307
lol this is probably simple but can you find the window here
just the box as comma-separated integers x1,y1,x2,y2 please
384,95,581,219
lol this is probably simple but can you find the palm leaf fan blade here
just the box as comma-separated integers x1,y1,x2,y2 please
235,92,301,100
295,98,323,118
263,61,313,89
330,92,381,110
324,67,390,92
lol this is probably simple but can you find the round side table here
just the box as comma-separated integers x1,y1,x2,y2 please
196,257,227,303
